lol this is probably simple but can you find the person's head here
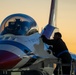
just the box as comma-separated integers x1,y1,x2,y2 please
53,32,62,40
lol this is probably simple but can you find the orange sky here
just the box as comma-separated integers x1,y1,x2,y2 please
57,0,76,54
0,0,76,54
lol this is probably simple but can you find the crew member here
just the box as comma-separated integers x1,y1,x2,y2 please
41,32,72,75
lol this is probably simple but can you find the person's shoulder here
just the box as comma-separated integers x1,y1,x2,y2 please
59,39,66,44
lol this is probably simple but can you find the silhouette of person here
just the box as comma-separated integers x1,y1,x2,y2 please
41,32,72,75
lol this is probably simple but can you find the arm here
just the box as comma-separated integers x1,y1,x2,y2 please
41,35,54,45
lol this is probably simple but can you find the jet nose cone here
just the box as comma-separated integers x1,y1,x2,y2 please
0,50,21,69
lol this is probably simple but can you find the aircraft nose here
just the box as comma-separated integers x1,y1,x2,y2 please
0,50,21,69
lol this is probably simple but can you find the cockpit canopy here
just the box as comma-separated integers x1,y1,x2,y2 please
0,13,38,35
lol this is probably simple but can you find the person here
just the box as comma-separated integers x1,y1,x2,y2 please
41,32,72,75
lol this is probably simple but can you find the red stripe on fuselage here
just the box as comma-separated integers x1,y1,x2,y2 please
0,50,21,69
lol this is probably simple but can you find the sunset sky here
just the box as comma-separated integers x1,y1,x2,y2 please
0,0,76,54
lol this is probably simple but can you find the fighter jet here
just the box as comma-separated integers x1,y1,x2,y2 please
0,0,58,75
0,0,75,75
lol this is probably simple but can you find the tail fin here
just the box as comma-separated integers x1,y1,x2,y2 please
41,0,58,38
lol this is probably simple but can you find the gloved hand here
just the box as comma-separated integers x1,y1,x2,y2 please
41,35,47,39
47,50,51,54
41,35,47,42
48,46,53,50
